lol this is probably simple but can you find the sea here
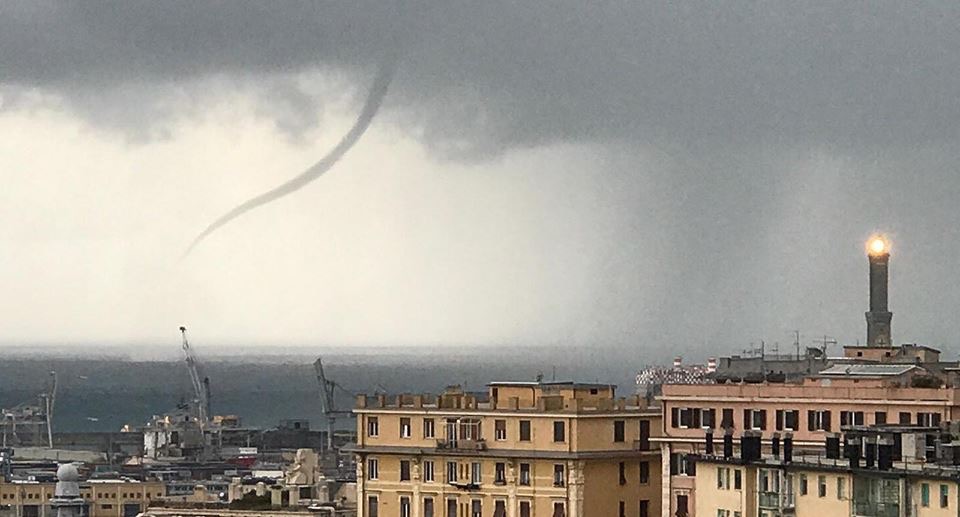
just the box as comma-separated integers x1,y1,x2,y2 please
0,344,664,433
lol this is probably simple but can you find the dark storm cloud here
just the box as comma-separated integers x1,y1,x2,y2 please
3,2,960,154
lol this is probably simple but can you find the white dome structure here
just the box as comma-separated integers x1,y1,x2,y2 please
52,462,84,517
56,463,80,483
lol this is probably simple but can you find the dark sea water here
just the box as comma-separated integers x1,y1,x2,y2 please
0,345,655,432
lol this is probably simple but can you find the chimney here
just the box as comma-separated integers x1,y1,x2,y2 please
707,358,717,373
783,433,793,463
825,433,841,460
878,437,894,470
741,432,761,462
847,436,862,468
771,432,781,459
705,428,714,455
723,430,734,459
865,436,877,468
865,236,893,347
673,357,683,369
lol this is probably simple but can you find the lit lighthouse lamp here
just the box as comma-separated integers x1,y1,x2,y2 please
868,236,889,256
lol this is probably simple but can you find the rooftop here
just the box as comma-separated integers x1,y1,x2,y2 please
817,364,920,377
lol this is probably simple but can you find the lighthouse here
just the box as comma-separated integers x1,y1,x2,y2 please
865,236,893,347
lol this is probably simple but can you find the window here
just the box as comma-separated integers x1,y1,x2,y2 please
368,496,379,517
776,410,800,431
447,499,457,517
495,419,507,441
702,409,716,428
745,409,767,430
673,407,707,428
716,511,730,517
494,500,507,517
918,412,941,426
471,500,482,517
800,474,808,495
495,462,506,484
458,418,482,441
471,462,482,484
519,420,531,441
367,417,379,437
400,460,411,481
818,475,827,498
717,467,731,489
840,411,864,426
618,462,626,485
446,462,458,483
899,412,912,424
423,418,435,438
553,421,566,442
837,477,845,499
669,453,695,476
721,408,734,429
808,410,831,432
552,502,565,517
555,464,566,487
734,469,742,490
941,484,950,508
639,420,651,450
367,458,379,480
424,460,435,482
614,420,625,442
639,500,649,517
875,412,887,425
400,496,411,517
920,483,931,507
520,501,531,517
400,417,411,438
424,498,434,517
639,461,650,484
520,463,531,485
619,501,626,517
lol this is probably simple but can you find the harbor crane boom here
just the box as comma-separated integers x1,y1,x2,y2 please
313,357,352,451
179,326,208,430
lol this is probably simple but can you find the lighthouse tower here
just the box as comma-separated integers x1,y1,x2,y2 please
865,236,893,347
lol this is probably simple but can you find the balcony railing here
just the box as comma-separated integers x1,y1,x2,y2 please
436,438,488,451
853,501,899,517
758,492,795,509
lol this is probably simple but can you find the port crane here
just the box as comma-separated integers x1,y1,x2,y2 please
313,357,354,451
180,326,210,430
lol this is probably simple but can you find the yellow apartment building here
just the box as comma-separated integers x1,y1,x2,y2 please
352,381,661,517
0,477,165,517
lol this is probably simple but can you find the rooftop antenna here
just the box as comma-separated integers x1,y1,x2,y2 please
794,331,801,361
814,335,838,356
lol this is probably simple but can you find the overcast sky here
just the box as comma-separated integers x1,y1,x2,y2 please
2,2,960,357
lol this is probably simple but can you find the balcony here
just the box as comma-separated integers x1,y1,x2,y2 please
758,492,795,510
436,438,488,451
853,502,899,517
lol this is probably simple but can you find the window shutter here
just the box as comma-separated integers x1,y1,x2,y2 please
744,410,751,430
933,413,942,426
808,410,816,431
776,410,784,431
759,410,767,430
669,454,678,475
671,408,679,428
823,411,831,431
692,409,701,429
687,457,696,476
